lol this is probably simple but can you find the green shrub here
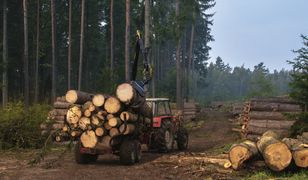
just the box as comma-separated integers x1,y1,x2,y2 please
289,112,308,137
0,102,51,149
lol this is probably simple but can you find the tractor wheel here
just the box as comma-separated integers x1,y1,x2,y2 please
177,127,188,150
120,139,137,165
134,140,142,163
155,120,174,152
74,140,98,164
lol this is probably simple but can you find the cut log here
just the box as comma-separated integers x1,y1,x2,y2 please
51,109,68,116
250,97,299,104
108,117,121,127
65,90,93,104
52,123,65,130
109,128,120,137
120,111,138,122
56,96,66,102
246,134,260,141
249,111,288,120
257,130,292,171
246,125,289,137
91,115,101,126
96,135,112,149
82,101,96,112
106,114,114,120
53,101,72,109
229,140,259,170
250,101,302,112
248,119,296,129
95,127,105,137
83,109,92,117
116,83,153,119
80,130,97,148
119,123,135,135
71,130,81,137
92,94,106,107
282,138,308,168
66,106,82,124
78,117,91,130
104,97,121,114
62,125,69,132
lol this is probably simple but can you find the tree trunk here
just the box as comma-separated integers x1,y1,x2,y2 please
110,0,114,73
53,101,72,109
120,111,138,122
23,0,30,107
229,140,259,170
78,0,85,90
187,12,195,101
34,0,40,102
65,90,93,104
108,117,121,127
2,0,8,106
125,0,130,81
68,0,72,90
175,0,182,111
51,0,56,102
257,131,292,171
246,125,289,137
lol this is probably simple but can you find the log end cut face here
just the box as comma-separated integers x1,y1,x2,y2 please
66,106,82,124
229,146,249,169
80,130,98,148
65,90,78,104
104,97,121,114
293,149,308,168
92,94,105,107
116,83,134,104
264,142,292,171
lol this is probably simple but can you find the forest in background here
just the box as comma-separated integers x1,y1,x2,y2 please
0,0,303,107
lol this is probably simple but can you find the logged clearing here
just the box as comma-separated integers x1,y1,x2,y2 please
0,110,270,180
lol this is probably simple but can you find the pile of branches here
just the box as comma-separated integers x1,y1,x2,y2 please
41,82,152,149
229,130,308,171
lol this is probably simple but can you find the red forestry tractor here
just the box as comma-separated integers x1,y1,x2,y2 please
74,31,188,165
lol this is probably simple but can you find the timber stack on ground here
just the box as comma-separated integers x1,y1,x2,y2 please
183,102,201,121
231,97,302,140
229,130,308,171
40,82,152,149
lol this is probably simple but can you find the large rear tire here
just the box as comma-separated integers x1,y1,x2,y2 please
177,127,188,150
74,140,98,164
155,120,174,152
119,139,137,165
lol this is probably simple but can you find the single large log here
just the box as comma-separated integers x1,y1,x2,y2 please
120,111,138,122
104,97,121,114
250,97,299,104
65,90,93,104
66,106,82,124
250,101,302,112
78,117,91,130
80,130,97,148
246,125,289,137
92,94,106,107
282,138,308,168
257,130,292,171
229,140,259,170
119,123,135,135
249,111,289,120
53,101,72,109
116,83,152,119
56,96,66,102
248,119,296,129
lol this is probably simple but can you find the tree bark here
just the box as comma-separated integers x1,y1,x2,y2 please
78,0,85,90
65,90,93,104
34,0,40,103
120,111,138,122
175,0,183,110
249,111,289,120
110,0,114,73
23,0,30,107
2,0,8,106
68,0,72,90
187,12,195,100
229,140,259,170
125,0,130,81
248,119,295,129
51,0,56,102
257,131,292,171
144,0,150,48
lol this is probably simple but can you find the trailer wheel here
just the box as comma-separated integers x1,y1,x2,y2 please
177,127,188,150
134,140,141,163
155,120,174,152
120,139,137,165
74,140,98,164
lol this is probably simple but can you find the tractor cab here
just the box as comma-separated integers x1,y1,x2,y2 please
146,98,173,128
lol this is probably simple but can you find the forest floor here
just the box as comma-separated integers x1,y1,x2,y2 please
0,110,307,180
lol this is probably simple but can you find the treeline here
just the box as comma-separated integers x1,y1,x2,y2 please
0,0,215,108
200,57,291,104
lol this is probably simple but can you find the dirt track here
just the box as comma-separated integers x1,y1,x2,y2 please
0,110,239,180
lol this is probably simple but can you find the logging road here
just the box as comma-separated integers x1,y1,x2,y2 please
0,110,239,180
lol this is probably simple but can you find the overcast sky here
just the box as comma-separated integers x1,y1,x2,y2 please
208,0,308,71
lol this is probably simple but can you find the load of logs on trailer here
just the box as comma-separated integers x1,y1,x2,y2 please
229,130,308,171
40,82,152,149
230,97,302,140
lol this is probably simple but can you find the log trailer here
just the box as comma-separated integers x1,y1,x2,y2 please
74,31,188,165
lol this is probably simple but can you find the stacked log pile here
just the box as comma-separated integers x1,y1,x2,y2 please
183,102,201,121
231,97,302,140
229,130,308,171
41,82,152,149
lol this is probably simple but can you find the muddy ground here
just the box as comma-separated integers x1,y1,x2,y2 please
0,110,251,180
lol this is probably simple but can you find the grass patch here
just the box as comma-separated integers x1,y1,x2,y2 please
247,169,308,180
